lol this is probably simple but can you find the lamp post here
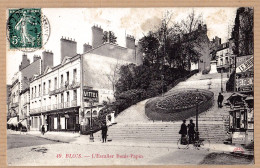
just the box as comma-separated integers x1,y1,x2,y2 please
221,68,223,93
89,100,94,142
161,74,164,96
195,89,199,141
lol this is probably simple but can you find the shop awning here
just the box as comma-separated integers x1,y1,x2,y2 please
18,119,27,128
227,92,247,102
7,117,18,126
245,96,254,101
7,118,13,124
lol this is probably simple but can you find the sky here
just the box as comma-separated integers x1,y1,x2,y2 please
6,7,238,84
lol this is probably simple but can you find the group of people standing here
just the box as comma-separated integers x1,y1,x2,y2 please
179,119,196,144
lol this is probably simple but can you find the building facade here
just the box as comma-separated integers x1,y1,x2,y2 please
30,55,81,131
8,53,51,129
216,42,235,73
28,25,142,132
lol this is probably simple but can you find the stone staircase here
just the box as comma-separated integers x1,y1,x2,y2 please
106,121,226,143
100,72,231,144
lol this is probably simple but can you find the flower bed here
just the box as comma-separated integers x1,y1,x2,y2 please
145,89,214,121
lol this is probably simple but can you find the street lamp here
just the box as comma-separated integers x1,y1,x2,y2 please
221,68,223,93
161,74,164,96
89,100,94,142
195,89,199,141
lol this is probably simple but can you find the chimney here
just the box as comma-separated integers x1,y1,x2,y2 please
19,53,30,70
198,24,202,30
60,36,77,63
42,50,54,73
92,25,103,48
83,43,92,53
33,55,41,62
126,34,135,50
203,24,207,30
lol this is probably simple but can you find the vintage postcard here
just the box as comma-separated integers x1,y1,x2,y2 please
6,7,254,166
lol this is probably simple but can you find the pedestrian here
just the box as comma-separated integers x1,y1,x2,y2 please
101,123,108,143
188,119,195,144
217,92,224,108
179,120,187,144
41,125,45,135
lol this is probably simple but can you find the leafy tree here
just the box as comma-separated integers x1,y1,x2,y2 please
138,32,160,66
232,7,253,56
115,64,135,96
103,31,117,44
106,59,121,92
178,10,206,71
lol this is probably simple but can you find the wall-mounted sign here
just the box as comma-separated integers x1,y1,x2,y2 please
236,71,253,92
236,55,253,67
236,56,253,73
83,89,99,102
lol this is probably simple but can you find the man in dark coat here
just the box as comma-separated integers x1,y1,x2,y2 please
188,119,195,144
101,123,108,143
179,120,187,144
218,93,224,108
41,125,45,135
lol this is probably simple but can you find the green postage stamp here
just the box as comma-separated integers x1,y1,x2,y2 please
8,8,42,49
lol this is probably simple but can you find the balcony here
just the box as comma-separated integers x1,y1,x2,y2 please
11,102,19,107
71,100,77,107
64,102,70,108
41,106,46,112
58,103,64,109
53,104,57,110
32,107,41,113
47,105,51,111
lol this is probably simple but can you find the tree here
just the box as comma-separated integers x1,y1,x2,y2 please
115,64,135,96
178,10,206,71
106,59,121,93
103,31,117,44
232,7,253,56
138,32,160,66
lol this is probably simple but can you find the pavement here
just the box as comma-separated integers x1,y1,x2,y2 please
7,130,253,166
9,129,253,155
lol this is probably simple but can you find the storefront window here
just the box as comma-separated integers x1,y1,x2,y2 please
60,117,65,129
54,117,57,129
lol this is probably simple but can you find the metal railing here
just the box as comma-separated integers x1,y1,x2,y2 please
47,105,51,111
53,104,57,110
71,100,77,107
64,102,70,108
41,106,46,112
58,103,64,109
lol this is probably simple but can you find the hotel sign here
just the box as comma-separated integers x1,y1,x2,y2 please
83,89,99,102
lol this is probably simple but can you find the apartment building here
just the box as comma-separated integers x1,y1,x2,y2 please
9,72,21,119
29,25,142,132
216,42,235,73
30,54,81,131
8,52,53,128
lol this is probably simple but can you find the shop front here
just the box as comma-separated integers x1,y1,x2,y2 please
46,107,80,132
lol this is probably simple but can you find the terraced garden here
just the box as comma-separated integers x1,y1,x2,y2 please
145,89,214,121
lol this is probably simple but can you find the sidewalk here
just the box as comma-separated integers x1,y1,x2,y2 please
17,130,252,154
8,129,253,157
12,130,81,143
